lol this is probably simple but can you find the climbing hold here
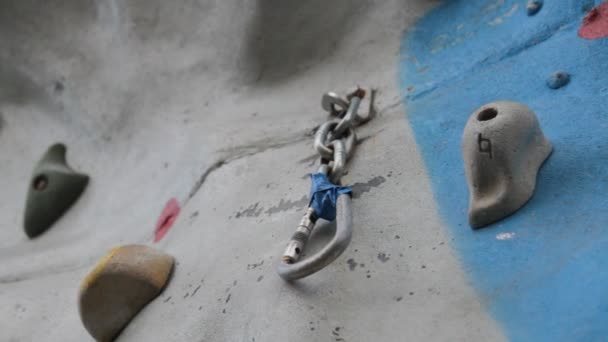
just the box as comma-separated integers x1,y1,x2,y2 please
154,198,180,242
462,101,552,228
527,0,543,16
79,245,175,342
24,143,89,238
546,71,570,89
579,2,608,40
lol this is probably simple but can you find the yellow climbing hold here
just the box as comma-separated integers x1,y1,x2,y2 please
80,247,119,291
79,245,174,342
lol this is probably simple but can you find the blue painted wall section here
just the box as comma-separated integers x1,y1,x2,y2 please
400,0,608,341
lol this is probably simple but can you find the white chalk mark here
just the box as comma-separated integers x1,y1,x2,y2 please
496,232,516,240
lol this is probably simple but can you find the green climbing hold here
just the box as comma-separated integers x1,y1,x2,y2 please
24,143,89,238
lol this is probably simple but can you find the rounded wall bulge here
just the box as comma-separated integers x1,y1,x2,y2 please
462,101,552,228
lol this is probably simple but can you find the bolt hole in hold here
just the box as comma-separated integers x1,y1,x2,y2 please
295,247,301,254
477,108,498,121
32,175,49,191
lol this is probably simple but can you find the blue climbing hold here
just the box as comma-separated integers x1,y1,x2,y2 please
527,0,543,16
308,173,352,221
546,71,570,89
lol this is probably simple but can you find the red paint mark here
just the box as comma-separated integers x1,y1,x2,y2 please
579,2,608,40
154,198,180,242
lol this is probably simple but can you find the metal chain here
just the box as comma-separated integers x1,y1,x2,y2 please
281,87,374,266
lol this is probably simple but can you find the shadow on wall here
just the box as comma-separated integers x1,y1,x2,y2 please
0,0,96,106
243,0,371,84
0,0,95,45
0,63,46,106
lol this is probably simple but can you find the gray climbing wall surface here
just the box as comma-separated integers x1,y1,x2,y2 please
0,1,505,341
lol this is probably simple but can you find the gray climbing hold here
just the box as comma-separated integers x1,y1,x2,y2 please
527,0,543,16
24,143,89,238
462,101,552,229
546,71,570,89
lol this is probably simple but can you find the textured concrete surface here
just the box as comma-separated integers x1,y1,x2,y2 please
0,1,505,341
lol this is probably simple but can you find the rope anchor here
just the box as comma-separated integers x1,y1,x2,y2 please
277,87,375,281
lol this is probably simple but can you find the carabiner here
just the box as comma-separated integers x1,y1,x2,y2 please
277,194,353,281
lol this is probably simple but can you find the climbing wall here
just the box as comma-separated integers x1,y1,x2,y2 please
0,0,606,341
400,0,608,341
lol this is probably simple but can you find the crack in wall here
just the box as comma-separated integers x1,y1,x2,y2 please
184,128,314,205
186,159,225,201
184,98,396,207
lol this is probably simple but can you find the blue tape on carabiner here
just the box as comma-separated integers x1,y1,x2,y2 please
308,173,352,221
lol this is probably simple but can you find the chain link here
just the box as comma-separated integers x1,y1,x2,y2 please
314,87,370,184
313,120,356,162
281,87,374,266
